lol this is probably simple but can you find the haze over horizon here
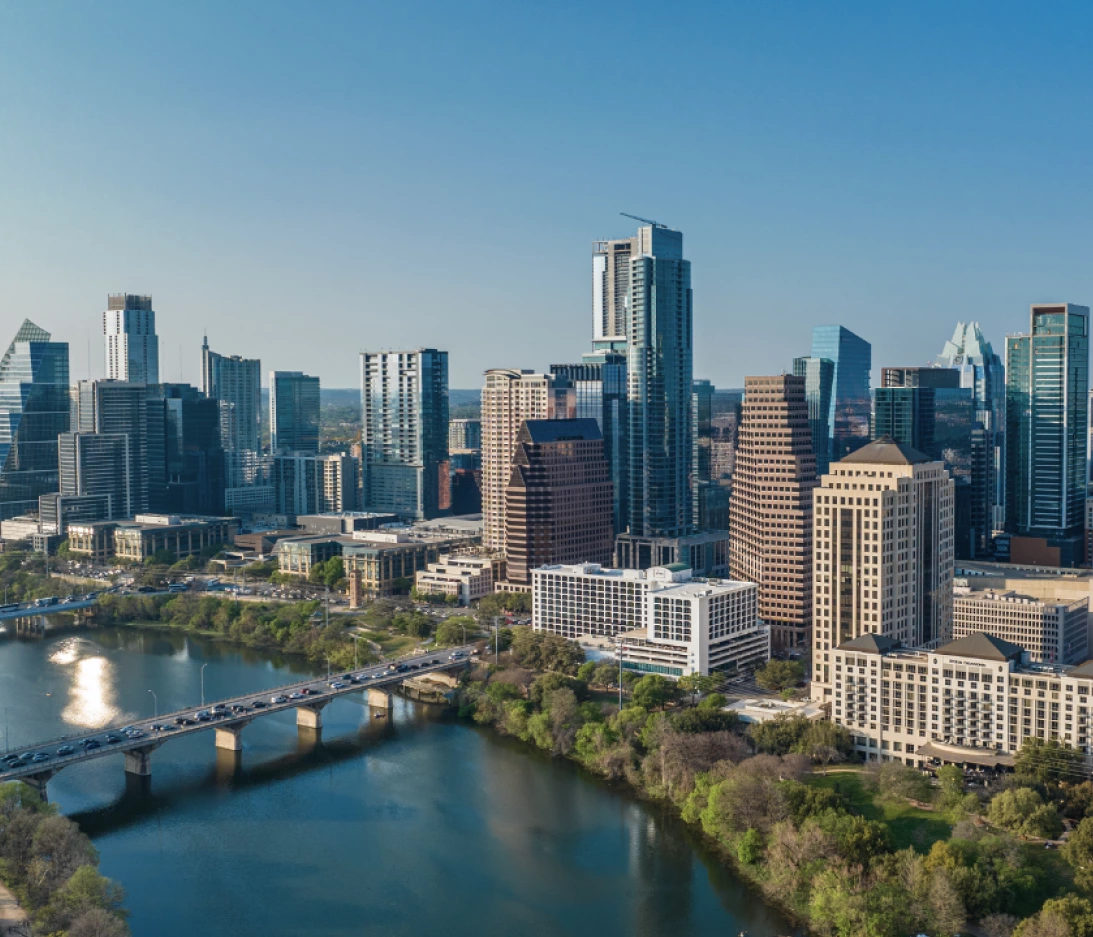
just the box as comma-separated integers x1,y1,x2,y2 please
3,2,1092,389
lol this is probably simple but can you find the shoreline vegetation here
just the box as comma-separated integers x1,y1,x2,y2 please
12,565,1093,935
0,783,129,937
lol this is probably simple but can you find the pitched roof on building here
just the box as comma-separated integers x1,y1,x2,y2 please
518,418,603,444
1067,659,1093,678
935,632,1023,661
837,435,931,466
836,633,901,653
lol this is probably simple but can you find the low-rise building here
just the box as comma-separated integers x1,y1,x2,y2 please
954,587,1088,664
113,514,239,562
414,554,503,605
830,631,1093,769
67,521,120,563
345,540,444,605
0,516,39,542
297,512,398,536
533,562,768,677
275,535,348,577
728,697,826,725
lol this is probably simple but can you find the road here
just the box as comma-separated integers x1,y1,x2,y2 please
0,646,474,786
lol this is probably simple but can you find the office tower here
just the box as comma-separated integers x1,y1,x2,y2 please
802,326,871,474
0,320,69,521
270,371,320,454
58,433,130,518
792,355,835,476
272,452,359,517
935,322,1007,536
1006,304,1090,567
359,349,449,520
624,224,694,538
728,375,817,652
592,234,638,343
201,336,261,454
448,419,481,452
153,383,226,516
872,387,935,458
953,586,1088,665
710,388,744,486
550,351,628,533
811,437,954,700
104,294,158,383
503,419,614,585
691,379,729,531
72,380,166,515
481,369,574,551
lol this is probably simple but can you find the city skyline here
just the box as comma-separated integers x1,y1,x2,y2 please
4,5,1093,388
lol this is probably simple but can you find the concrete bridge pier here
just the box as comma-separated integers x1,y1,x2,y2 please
296,701,329,731
22,771,54,802
214,720,251,752
367,688,392,710
123,745,159,779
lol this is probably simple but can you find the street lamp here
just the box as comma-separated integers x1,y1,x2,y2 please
201,663,208,707
148,690,158,723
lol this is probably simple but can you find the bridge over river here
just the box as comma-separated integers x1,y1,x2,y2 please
0,647,472,799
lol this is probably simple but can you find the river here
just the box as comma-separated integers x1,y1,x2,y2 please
0,624,797,937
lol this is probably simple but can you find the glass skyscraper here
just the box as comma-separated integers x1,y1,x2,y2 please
802,326,871,473
792,355,834,475
550,351,627,533
1006,304,1090,567
359,349,449,520
0,320,69,520
625,225,693,538
270,371,320,454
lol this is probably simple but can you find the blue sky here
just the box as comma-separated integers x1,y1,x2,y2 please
2,1,1091,388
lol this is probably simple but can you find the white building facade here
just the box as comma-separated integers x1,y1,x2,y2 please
953,587,1088,665
104,294,158,384
532,562,768,677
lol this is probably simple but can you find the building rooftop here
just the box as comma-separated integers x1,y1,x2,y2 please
519,418,602,444
837,435,931,466
934,632,1024,662
837,634,902,654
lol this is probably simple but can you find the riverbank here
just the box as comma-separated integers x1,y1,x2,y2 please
0,879,28,933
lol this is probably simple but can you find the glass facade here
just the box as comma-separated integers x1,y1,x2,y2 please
807,326,871,472
792,355,835,475
550,352,627,534
626,226,693,538
270,371,320,454
1006,304,1090,566
0,320,69,520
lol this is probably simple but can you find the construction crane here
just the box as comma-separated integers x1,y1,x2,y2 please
619,211,669,229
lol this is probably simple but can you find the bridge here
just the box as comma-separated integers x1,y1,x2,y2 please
0,647,473,800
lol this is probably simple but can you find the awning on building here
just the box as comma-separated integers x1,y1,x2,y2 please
917,740,1015,768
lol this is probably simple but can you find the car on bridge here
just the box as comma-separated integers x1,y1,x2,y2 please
271,695,287,704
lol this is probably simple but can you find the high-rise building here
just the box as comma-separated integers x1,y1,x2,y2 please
201,337,261,455
935,323,1008,547
58,433,130,518
270,371,320,454
72,380,166,515
359,349,449,520
481,369,574,552
503,419,614,585
728,375,817,652
692,379,729,531
272,452,360,517
448,418,481,452
811,437,955,701
625,225,694,538
802,326,871,474
592,234,638,343
104,294,158,383
1006,304,1090,567
792,355,835,477
154,383,226,516
550,351,628,533
710,388,744,487
0,320,69,520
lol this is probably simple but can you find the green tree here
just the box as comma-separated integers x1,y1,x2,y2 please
1064,816,1093,891
577,661,596,683
677,673,718,706
746,715,811,755
754,659,805,692
988,787,1062,839
435,615,476,647
1015,738,1085,785
631,675,680,711
795,719,852,767
737,828,764,865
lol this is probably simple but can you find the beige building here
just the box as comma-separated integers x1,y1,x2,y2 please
812,437,955,701
728,374,817,652
953,587,1088,664
480,369,573,552
831,631,1093,769
414,554,502,606
69,514,238,563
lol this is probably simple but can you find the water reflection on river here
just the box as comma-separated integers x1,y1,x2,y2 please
0,626,797,937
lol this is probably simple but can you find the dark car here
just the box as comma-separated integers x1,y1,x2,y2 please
104,734,121,744
82,738,101,749
252,701,268,709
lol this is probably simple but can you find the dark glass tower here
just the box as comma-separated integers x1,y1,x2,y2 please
1006,304,1090,566
0,320,69,520
270,371,320,454
806,325,871,472
792,355,834,475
